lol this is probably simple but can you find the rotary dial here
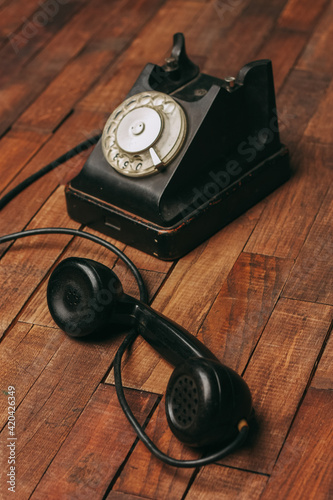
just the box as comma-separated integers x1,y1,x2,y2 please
102,91,187,177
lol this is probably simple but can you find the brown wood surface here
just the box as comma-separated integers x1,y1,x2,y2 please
0,1,332,499
30,384,159,500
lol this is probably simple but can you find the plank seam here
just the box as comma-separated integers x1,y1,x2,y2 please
269,316,333,471
102,392,163,500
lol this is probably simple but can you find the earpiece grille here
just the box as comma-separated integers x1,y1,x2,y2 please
64,285,81,307
170,375,199,428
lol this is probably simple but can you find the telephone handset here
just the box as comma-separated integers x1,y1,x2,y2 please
66,33,290,260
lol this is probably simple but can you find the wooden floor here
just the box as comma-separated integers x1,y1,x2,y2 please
0,0,332,498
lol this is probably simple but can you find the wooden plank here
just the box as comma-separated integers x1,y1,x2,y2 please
112,396,198,500
0,109,105,240
0,0,43,38
254,29,307,93
197,252,293,373
0,323,63,427
24,0,117,78
260,388,333,500
0,0,85,87
14,46,117,133
219,298,333,474
78,0,206,112
205,1,307,92
186,465,268,500
311,332,333,390
0,129,50,194
184,0,252,60
0,187,78,337
0,324,125,499
0,1,332,498
244,0,288,16
277,69,329,148
0,0,143,135
14,0,165,133
245,142,332,258
111,266,168,301
295,0,333,80
151,206,263,331
119,245,172,275
1,181,165,335
282,185,333,305
80,0,285,111
204,1,286,78
125,251,293,396
0,0,11,11
29,384,158,500
107,493,149,500
105,205,264,390
277,0,328,32
304,77,333,145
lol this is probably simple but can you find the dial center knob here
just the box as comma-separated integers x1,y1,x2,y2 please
131,121,145,135
116,107,162,153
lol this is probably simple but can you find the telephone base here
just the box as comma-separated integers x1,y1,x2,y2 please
66,145,289,260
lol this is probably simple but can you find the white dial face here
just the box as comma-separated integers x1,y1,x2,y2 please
102,91,187,177
116,107,162,153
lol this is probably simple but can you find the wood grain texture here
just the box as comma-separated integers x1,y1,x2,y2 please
0,324,123,499
277,69,330,148
14,0,164,133
0,0,45,38
107,493,149,500
107,491,148,500
0,0,130,135
203,1,286,77
260,388,333,500
304,77,333,145
121,251,293,396
15,46,117,133
295,0,333,79
282,185,333,305
30,384,158,500
147,206,263,331
185,0,252,59
186,465,268,500
311,331,333,390
0,0,332,497
197,252,294,373
0,0,87,73
0,129,50,194
245,142,332,258
0,110,105,241
113,395,198,500
105,206,263,391
277,0,328,32
254,30,307,93
0,0,87,130
0,323,63,427
0,187,78,337
219,299,333,474
78,0,206,112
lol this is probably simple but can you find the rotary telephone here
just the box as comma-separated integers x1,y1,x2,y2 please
0,32,291,469
66,33,289,260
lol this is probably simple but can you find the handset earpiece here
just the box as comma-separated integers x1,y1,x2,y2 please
47,257,123,337
165,357,252,448
47,257,252,454
47,257,222,362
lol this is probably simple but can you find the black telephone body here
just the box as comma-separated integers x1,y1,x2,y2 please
66,33,290,260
